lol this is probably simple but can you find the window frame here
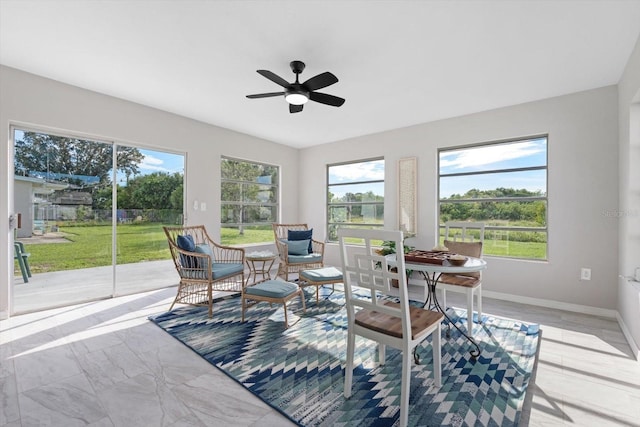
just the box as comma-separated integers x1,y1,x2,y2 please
437,135,548,260
326,157,385,242
220,156,279,229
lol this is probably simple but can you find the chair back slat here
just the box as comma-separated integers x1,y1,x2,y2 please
162,224,245,318
271,223,324,280
444,221,485,243
272,223,309,241
338,228,410,334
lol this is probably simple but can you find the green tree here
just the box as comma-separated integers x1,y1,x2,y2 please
124,172,183,209
14,131,143,184
440,188,546,226
170,183,184,210
221,159,278,233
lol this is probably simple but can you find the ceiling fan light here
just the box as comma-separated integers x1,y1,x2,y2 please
285,92,309,105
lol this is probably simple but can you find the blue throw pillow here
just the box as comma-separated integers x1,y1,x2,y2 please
286,239,310,255
288,229,313,253
176,235,195,251
195,244,214,267
176,235,198,268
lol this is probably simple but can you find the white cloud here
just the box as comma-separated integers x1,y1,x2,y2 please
139,153,171,172
440,141,545,170
330,160,384,182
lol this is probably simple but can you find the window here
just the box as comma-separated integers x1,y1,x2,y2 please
221,157,279,245
327,158,384,242
12,126,184,313
438,136,547,260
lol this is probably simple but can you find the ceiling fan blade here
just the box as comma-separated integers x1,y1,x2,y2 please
257,70,290,88
309,92,345,107
246,92,285,99
302,72,338,91
289,104,303,113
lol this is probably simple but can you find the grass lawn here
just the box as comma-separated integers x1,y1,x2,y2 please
484,240,546,259
221,227,273,245
17,224,277,274
16,224,546,275
18,224,173,274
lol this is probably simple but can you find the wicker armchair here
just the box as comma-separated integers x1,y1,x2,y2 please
164,225,245,318
272,223,324,281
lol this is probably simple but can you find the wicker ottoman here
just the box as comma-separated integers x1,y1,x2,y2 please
242,279,306,328
299,266,343,302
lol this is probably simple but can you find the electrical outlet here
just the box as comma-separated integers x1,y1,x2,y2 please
580,268,591,281
200,202,207,211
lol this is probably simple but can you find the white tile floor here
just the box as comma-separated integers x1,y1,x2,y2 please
2,286,640,426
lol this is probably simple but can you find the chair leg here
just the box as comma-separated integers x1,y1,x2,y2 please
466,289,473,334
16,256,28,283
22,256,32,277
433,323,442,387
283,301,289,328
477,286,482,324
344,328,355,398
400,347,411,427
441,288,447,310
207,285,213,319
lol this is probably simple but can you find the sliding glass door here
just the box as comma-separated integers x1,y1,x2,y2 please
114,145,184,295
13,129,114,312
12,127,184,313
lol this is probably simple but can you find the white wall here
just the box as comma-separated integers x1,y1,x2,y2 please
0,64,629,331
0,65,299,318
618,34,640,358
300,86,620,313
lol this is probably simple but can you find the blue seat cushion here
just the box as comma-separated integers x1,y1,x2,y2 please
300,267,343,282
212,263,244,279
288,254,322,264
245,280,299,298
180,262,243,280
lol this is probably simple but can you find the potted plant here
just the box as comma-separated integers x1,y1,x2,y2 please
376,240,415,288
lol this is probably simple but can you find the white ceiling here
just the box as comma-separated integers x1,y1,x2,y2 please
2,0,640,149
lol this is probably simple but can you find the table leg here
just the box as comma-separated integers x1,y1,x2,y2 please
420,271,481,359
246,258,277,286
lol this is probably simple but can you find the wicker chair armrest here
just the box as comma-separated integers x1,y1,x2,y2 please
208,240,245,263
311,239,325,256
274,239,289,262
173,247,212,276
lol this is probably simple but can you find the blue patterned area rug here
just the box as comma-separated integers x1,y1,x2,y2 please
150,287,539,426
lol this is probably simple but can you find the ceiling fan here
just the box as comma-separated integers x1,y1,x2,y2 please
246,60,345,113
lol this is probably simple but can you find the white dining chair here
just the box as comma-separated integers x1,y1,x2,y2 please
439,221,485,334
338,228,443,427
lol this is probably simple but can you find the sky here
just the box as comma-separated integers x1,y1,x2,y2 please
116,149,184,185
439,137,547,198
128,149,183,176
327,138,547,199
14,129,185,183
15,128,544,197
328,159,384,199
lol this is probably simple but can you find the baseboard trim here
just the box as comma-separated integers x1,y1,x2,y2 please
616,311,640,361
482,290,618,318
0,310,8,321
